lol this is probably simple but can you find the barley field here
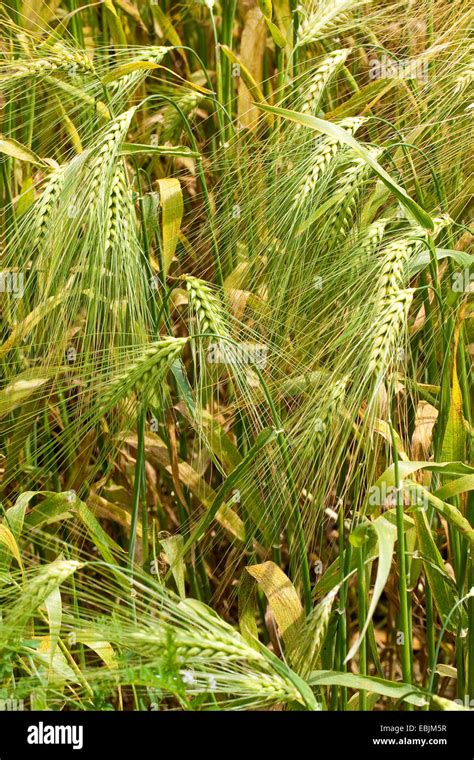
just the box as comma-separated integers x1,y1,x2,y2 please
0,0,473,715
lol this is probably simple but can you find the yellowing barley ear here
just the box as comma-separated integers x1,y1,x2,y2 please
184,276,228,337
10,45,95,79
300,49,351,116
298,0,360,46
453,63,474,94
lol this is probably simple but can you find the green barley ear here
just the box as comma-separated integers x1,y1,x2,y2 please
292,117,366,208
87,108,136,210
368,288,413,376
328,147,382,242
63,574,308,708
103,337,189,407
33,166,66,251
296,375,349,455
300,49,351,116
377,234,420,295
367,230,423,377
107,46,169,104
104,165,135,258
1,559,82,638
292,587,339,678
48,42,95,73
348,218,389,277
359,218,388,255
162,90,204,142
184,276,228,337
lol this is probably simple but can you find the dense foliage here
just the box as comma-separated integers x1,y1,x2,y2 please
0,0,473,711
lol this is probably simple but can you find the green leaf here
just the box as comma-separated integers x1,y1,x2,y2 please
160,534,186,599
42,587,62,667
435,475,474,501
309,671,428,707
102,61,162,84
264,18,286,48
180,427,277,555
345,517,396,662
440,355,465,464
24,494,74,528
373,462,474,547
409,248,473,275
246,561,304,652
103,0,127,48
157,178,183,277
75,499,122,564
409,483,474,548
120,143,199,159
0,135,50,168
413,509,462,631
374,460,474,486
150,3,182,47
220,46,270,111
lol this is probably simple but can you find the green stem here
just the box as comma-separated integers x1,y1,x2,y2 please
390,423,413,693
129,410,146,568
357,544,367,711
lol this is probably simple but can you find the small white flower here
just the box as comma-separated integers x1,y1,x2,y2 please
208,675,217,691
181,670,196,686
